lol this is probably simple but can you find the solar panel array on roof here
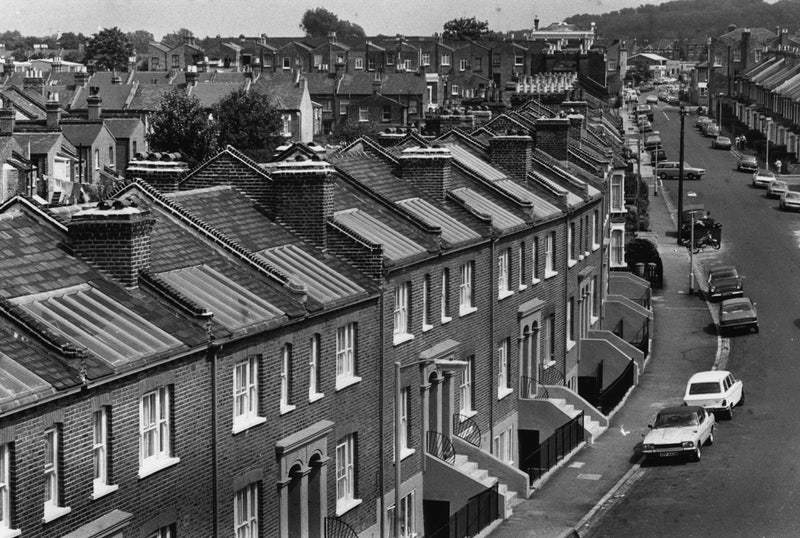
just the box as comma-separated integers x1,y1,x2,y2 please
444,143,507,181
258,244,364,304
158,265,284,331
11,284,183,367
397,198,481,245
333,209,426,262
450,187,526,231
493,180,562,219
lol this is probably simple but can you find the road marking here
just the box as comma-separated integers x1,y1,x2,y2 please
569,461,586,468
573,462,644,535
577,473,602,481
662,110,669,121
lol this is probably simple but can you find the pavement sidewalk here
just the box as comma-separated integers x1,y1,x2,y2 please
490,114,720,537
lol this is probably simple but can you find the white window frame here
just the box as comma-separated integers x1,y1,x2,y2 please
498,249,512,299
336,434,361,515
388,490,416,538
233,356,265,433
567,297,576,350
518,243,527,290
497,338,513,399
514,55,524,66
358,106,369,122
611,228,625,267
0,443,17,535
422,274,433,331
148,526,173,538
568,222,577,267
396,388,415,461
421,52,430,66
393,282,414,345
234,483,259,538
355,57,364,70
459,58,468,71
441,54,450,66
532,236,541,284
592,210,601,250
459,262,476,316
440,269,452,323
543,315,556,368
283,56,291,69
451,84,459,96
43,427,70,522
591,276,600,323
280,345,296,414
545,232,558,278
494,426,514,463
92,407,118,499
610,174,624,213
309,334,324,402
139,386,179,478
336,323,360,390
459,358,475,417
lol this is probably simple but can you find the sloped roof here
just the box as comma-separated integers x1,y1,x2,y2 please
188,82,242,108
104,117,142,139
129,84,172,110
251,74,304,110
60,122,107,146
396,197,481,246
12,132,72,155
444,143,506,181
0,349,54,413
333,208,426,262
450,187,526,232
71,84,135,110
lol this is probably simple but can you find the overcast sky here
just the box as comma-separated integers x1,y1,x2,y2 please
5,0,679,39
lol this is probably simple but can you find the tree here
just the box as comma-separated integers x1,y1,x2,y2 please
214,88,283,153
58,32,86,50
300,8,365,40
84,27,134,71
147,88,219,165
162,28,195,47
127,29,155,54
442,17,491,40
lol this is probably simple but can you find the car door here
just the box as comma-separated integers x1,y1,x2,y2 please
698,408,714,443
727,374,743,405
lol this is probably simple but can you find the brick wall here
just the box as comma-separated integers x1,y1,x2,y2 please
180,151,271,207
399,148,452,202
488,135,533,182
2,353,214,537
534,118,571,161
269,163,335,250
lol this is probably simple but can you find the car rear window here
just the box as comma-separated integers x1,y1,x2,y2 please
689,382,721,395
723,303,751,314
654,412,699,428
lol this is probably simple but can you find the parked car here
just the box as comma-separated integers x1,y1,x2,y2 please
696,116,712,129
644,132,662,151
642,406,715,462
655,161,706,180
696,106,709,115
737,154,758,172
646,95,658,105
767,180,789,198
718,297,759,334
752,169,777,188
712,135,732,150
639,120,654,133
650,148,667,162
780,191,800,211
665,94,680,105
703,123,721,137
684,370,744,420
707,264,743,301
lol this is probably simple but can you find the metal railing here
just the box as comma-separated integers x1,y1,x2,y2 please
426,430,456,465
597,360,635,414
324,516,358,538
520,412,585,485
426,484,499,538
452,413,481,447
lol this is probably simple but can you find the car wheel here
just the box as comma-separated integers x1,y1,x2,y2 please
692,446,702,462
754,325,760,334
659,172,667,180
687,173,696,181
739,389,745,406
707,429,715,445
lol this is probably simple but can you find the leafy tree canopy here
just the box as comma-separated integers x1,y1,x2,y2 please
147,88,219,165
300,8,365,40
162,28,195,47
442,17,491,40
84,27,134,71
127,29,155,54
57,32,86,50
214,88,283,152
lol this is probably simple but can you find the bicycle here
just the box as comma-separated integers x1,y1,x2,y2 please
691,232,721,253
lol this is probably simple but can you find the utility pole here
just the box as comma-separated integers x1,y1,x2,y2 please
677,105,687,243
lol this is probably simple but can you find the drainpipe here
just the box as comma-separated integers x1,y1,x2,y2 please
489,234,496,453
379,289,386,537
564,210,573,387
204,314,219,537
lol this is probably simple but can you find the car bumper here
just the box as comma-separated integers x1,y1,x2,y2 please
719,321,758,333
739,165,758,172
753,180,773,188
709,289,744,300
642,446,695,458
782,201,800,210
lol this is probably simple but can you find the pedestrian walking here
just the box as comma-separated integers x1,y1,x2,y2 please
741,135,747,148
775,159,783,173
735,136,741,149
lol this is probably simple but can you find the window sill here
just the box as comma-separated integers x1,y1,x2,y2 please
531,278,541,285
440,315,453,325
544,270,559,280
335,375,362,392
459,409,478,421
232,415,267,435
395,447,416,463
591,315,600,325
138,456,181,479
518,284,528,292
422,323,434,332
393,332,415,346
592,243,601,252
309,392,325,404
459,306,477,317
583,251,591,257
336,497,363,517
92,483,119,500
578,254,585,261
498,289,514,301
42,504,71,524
280,403,297,415
568,259,578,268
544,360,557,369
0,528,21,538
497,387,514,400
566,340,577,352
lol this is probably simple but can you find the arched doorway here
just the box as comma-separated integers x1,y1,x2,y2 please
287,464,304,538
308,454,323,538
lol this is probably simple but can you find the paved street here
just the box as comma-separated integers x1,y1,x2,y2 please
585,99,800,537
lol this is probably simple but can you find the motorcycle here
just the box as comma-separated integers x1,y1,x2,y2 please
680,231,720,253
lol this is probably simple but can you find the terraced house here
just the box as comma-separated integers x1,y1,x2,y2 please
0,91,651,538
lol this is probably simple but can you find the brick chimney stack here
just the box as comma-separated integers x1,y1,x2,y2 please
45,92,61,130
87,88,102,121
74,70,89,87
740,28,751,71
23,69,44,96
534,117,571,161
488,133,533,182
267,156,336,249
0,100,14,136
399,146,453,202
69,199,156,288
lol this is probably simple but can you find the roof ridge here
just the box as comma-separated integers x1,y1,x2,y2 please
178,145,272,185
122,179,295,289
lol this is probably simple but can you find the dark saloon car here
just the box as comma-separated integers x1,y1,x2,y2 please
712,136,732,150
706,265,743,301
737,154,758,172
718,297,759,334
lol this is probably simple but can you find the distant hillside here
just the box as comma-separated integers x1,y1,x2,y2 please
565,0,800,41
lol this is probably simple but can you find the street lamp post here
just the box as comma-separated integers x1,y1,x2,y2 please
718,92,723,131
689,210,695,294
677,105,687,243
766,117,771,170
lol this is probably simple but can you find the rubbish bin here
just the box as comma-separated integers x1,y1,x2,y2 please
634,262,645,276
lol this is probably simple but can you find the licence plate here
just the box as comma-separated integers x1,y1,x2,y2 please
659,451,678,457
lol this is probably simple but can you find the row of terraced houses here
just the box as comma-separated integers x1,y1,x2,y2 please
0,89,652,538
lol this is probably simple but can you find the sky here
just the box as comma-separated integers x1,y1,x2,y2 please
3,0,680,39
